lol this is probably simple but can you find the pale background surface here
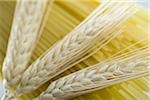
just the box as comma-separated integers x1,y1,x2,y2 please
0,0,149,99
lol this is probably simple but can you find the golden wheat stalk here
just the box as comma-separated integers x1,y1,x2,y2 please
2,0,51,99
37,49,149,100
13,1,137,96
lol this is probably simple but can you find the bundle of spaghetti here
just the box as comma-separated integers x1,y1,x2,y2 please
11,1,138,97
1,0,53,99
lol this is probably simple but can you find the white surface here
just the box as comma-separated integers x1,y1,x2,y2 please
139,0,149,8
0,81,4,99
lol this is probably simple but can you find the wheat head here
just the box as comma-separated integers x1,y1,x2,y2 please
15,0,137,95
2,0,49,99
37,50,149,100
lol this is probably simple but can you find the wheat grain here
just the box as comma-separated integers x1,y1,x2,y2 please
15,0,137,95
2,0,50,99
37,51,149,100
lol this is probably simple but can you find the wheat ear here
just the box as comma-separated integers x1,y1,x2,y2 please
37,51,149,100
2,0,50,99
15,0,137,95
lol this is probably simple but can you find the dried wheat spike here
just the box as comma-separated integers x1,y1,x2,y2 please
2,0,49,99
15,0,137,95
37,51,149,100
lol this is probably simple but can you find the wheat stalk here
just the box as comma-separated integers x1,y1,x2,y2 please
14,0,137,95
2,0,50,99
37,51,149,100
